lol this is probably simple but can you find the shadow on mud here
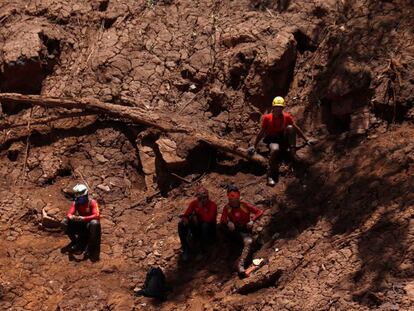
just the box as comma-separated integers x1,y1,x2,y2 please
159,230,248,303
263,132,413,307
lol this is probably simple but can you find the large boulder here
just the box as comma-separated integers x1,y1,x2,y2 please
325,57,371,101
221,21,298,110
156,137,187,169
0,20,64,111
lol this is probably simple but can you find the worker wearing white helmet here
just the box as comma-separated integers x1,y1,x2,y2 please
61,183,101,261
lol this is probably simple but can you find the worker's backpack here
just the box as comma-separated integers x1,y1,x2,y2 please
135,266,168,300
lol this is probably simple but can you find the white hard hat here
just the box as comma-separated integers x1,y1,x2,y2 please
73,184,88,197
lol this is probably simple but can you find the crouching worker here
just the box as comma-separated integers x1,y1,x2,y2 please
61,184,101,261
178,187,217,261
220,185,263,278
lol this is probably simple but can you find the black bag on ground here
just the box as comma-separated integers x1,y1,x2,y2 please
135,266,168,300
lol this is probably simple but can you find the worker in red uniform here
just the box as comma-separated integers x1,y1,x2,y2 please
220,185,264,277
178,187,217,261
248,96,316,186
61,184,101,261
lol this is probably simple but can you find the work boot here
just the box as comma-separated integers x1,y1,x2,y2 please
237,261,247,278
69,243,85,254
69,238,87,254
238,267,247,279
61,241,76,254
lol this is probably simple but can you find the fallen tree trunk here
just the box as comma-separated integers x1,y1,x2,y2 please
0,111,94,131
0,93,268,166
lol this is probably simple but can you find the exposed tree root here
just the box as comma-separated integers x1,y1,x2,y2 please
0,93,268,166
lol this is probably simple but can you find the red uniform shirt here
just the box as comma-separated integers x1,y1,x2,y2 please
220,201,263,226
67,199,100,222
183,199,217,223
261,112,294,136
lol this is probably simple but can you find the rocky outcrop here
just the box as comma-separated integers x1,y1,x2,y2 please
0,21,64,99
156,137,186,169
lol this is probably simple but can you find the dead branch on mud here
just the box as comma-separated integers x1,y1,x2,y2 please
0,93,268,166
170,172,192,184
0,111,94,131
18,107,33,185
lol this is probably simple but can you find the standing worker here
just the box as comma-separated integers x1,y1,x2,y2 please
220,185,263,278
178,187,218,261
61,184,101,261
248,96,316,186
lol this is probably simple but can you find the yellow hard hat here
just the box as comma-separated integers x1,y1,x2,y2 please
272,96,285,107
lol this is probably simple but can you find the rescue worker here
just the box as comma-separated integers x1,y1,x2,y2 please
61,184,101,261
248,96,315,186
220,185,264,278
178,187,218,261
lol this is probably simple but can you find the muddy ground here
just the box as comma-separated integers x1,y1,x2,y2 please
0,0,413,310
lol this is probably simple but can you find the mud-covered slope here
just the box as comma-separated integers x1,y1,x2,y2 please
0,0,413,310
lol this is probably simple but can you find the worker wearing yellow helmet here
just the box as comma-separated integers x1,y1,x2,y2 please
248,96,316,186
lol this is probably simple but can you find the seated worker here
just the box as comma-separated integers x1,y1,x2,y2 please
220,185,264,277
248,96,316,186
61,184,101,261
178,187,217,261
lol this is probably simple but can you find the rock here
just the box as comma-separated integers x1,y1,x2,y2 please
236,268,283,295
101,264,119,274
97,184,111,192
7,142,25,161
96,154,108,163
0,21,63,97
61,187,75,199
156,137,186,168
350,108,372,134
133,249,147,260
405,282,414,301
325,57,371,100
0,283,4,299
106,292,134,311
241,30,297,108
379,303,399,311
41,204,63,229
221,30,256,48
330,98,354,116
137,145,157,191
138,146,156,175
31,198,46,210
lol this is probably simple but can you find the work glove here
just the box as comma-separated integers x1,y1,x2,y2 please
306,138,318,146
246,220,254,229
247,146,256,156
227,221,235,231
